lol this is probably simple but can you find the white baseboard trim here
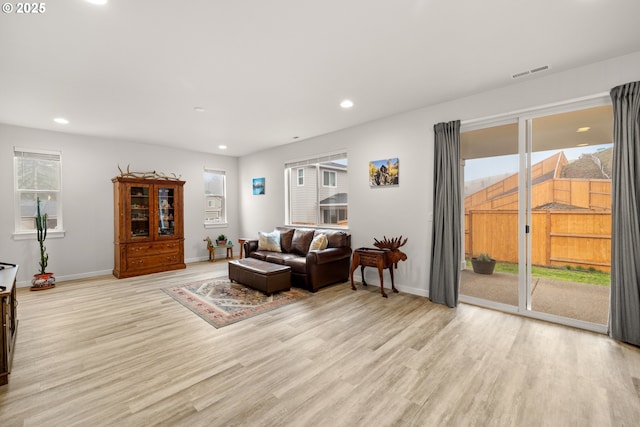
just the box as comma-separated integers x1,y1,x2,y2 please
16,269,114,288
351,273,429,298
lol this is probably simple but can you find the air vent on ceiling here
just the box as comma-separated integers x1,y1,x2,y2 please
512,64,550,79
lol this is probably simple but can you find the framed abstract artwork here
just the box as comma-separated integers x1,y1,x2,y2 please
252,177,265,195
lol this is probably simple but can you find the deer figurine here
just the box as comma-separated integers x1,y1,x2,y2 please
204,237,215,262
373,235,408,269
350,236,408,298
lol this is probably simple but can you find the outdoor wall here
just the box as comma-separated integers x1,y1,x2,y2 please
239,51,640,297
0,124,239,286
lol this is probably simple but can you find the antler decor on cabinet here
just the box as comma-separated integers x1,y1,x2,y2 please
117,164,182,180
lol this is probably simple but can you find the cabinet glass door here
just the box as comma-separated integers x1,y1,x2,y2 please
130,186,150,238
157,186,175,237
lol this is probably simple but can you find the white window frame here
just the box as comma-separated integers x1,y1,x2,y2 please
285,151,348,229
204,168,227,228
297,168,304,186
13,147,64,240
323,170,337,188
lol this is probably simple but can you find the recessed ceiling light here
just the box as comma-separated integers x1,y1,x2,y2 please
218,145,227,150
85,0,108,5
53,117,69,124
576,127,591,133
576,143,589,147
194,107,205,113
340,99,354,109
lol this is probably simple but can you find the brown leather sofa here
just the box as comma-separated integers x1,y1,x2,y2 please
243,226,352,292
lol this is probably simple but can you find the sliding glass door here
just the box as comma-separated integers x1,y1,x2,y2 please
460,121,520,310
527,105,612,327
460,99,612,332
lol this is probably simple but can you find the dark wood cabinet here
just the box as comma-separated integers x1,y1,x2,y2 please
112,177,186,278
0,264,18,386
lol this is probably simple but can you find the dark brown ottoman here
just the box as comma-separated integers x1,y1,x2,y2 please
228,258,291,295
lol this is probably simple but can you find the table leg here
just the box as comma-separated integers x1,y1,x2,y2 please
389,266,398,293
350,253,359,291
360,265,368,286
377,261,387,298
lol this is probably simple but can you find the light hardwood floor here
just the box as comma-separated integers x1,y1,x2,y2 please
1,261,640,426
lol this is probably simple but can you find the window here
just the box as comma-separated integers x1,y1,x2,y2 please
323,170,337,187
14,147,63,236
285,152,348,227
204,169,226,226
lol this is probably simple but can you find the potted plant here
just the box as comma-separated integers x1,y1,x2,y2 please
216,234,227,246
31,197,55,291
471,253,496,275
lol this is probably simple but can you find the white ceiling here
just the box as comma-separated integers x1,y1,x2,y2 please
1,0,639,157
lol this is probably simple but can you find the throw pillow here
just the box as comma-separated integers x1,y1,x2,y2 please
258,230,281,252
290,229,314,255
278,228,295,253
309,233,328,251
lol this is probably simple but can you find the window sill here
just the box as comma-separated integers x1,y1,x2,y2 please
13,230,66,240
204,222,228,229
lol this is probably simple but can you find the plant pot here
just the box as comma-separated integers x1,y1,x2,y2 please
31,272,56,291
471,258,496,275
216,240,227,246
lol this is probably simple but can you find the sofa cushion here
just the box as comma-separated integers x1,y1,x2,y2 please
325,230,349,248
309,233,328,251
291,229,314,255
277,228,295,253
250,251,268,261
265,253,299,265
258,230,281,252
284,256,307,274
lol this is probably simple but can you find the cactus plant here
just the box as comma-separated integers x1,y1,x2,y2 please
35,197,49,274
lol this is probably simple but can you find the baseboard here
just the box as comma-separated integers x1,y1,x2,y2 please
351,273,429,298
16,269,114,288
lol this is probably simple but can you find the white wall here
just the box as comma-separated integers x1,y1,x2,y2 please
0,125,239,286
3,52,638,292
239,51,640,297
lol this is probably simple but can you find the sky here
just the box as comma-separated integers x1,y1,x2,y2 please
464,143,612,182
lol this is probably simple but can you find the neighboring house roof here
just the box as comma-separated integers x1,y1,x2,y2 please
320,193,348,205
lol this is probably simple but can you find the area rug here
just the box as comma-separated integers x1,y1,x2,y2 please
163,278,312,328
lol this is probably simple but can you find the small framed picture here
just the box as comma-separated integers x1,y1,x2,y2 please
369,158,399,187
252,177,265,195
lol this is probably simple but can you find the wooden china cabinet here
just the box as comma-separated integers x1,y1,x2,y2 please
112,176,186,278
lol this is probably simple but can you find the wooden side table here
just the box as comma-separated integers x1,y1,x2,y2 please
0,263,18,386
350,247,398,298
238,237,253,259
207,244,233,261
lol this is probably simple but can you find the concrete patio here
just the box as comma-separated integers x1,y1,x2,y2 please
460,270,610,325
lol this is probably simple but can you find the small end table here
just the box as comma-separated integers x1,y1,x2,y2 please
350,247,398,298
238,237,253,259
208,243,233,262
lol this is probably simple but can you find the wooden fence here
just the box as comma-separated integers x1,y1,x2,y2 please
465,178,611,212
465,210,611,272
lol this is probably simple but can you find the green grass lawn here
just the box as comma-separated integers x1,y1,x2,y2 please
466,260,611,286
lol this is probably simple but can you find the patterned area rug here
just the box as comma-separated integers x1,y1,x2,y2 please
163,278,312,328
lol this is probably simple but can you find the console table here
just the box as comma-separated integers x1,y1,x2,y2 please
350,247,398,298
0,263,18,386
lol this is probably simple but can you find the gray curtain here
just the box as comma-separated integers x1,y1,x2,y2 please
610,81,640,346
429,120,461,307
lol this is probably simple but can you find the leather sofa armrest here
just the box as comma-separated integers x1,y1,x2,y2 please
306,247,352,265
244,239,258,257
